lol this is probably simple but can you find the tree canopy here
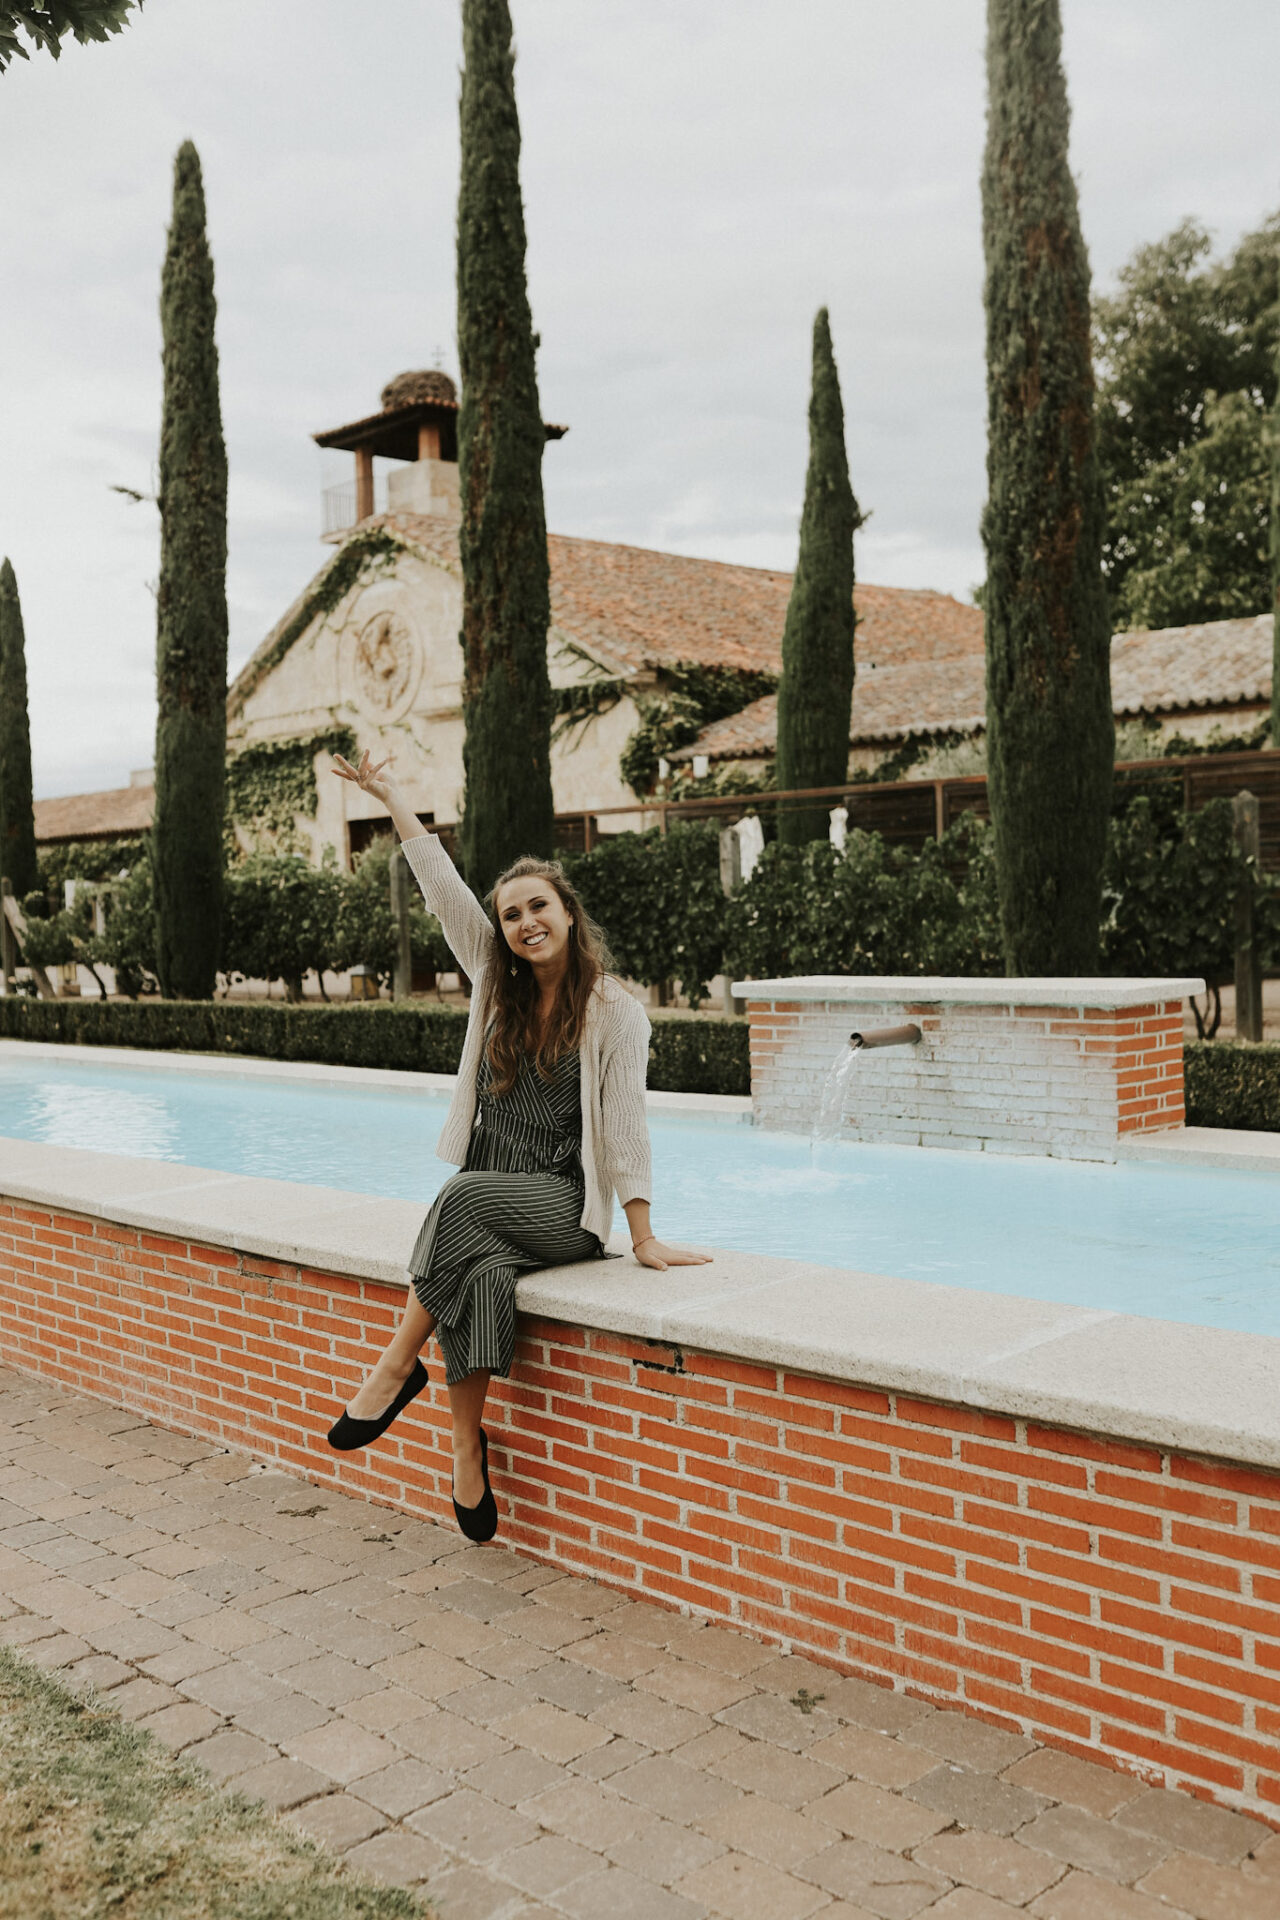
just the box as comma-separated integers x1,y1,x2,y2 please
1095,213,1280,631
0,1,138,72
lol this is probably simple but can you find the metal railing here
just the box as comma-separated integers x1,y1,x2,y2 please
321,475,388,537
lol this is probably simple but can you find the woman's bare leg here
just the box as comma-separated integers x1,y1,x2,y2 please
448,1368,491,1508
347,1291,436,1419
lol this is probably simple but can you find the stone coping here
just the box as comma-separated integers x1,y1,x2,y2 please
0,1038,752,1120
731,974,1206,1008
2,1133,1278,1473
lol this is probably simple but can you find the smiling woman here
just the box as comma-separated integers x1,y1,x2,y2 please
326,750,710,1542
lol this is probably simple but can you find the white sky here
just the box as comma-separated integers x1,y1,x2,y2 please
2,0,1278,799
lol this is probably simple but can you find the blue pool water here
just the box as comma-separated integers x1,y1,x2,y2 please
1,1053,1277,1336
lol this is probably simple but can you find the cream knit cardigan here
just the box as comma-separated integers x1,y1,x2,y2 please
402,833,653,1244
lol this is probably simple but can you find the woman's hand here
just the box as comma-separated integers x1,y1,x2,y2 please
332,749,396,804
632,1236,712,1271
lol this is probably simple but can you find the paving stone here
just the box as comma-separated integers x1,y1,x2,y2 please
393,1708,514,1773
0,1614,60,1648
568,1736,651,1781
1002,1749,1145,1819
437,1576,533,1623
524,1656,631,1717
1243,1832,1280,1880
287,1791,387,1852
495,1701,612,1764
591,1692,714,1753
707,1741,845,1812
805,1724,930,1791
1137,1851,1280,1920
1019,1804,1172,1884
422,1862,538,1920
109,1676,184,1722
927,1891,1025,1919
232,1690,333,1744
809,1775,948,1853
715,1693,831,1752
344,1827,448,1888
563,1634,666,1682
796,1836,950,1919
634,1660,756,1718
818,1676,933,1736
442,1676,539,1727
286,1718,399,1785
676,1848,829,1920
1116,1785,1270,1866
372,1645,476,1700
465,1746,566,1808
519,1776,652,1852
905,1765,1048,1837
288,1652,386,1708
696,1796,842,1872
182,1608,276,1652
184,1728,278,1782
495,1832,601,1896
555,1864,706,1920
463,1634,553,1682
353,1756,453,1820
905,1714,1035,1775
178,1661,286,1717
62,1652,136,1692
609,1753,742,1826
406,1608,508,1661
138,1645,231,1694
22,1632,96,1669
228,1755,332,1811
916,1828,1066,1904
136,1701,224,1751
504,1608,598,1654
234,1632,317,1675
608,1813,726,1885
408,1786,541,1863
1029,1868,1195,1920
332,1684,427,1736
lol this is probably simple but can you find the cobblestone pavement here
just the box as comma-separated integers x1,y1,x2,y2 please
2,1367,1278,1920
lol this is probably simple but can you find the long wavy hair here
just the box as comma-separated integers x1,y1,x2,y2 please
483,857,613,1095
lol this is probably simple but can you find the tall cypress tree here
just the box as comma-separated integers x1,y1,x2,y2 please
775,309,861,847
456,0,555,895
981,0,1113,974
0,558,39,899
1271,339,1280,747
152,141,228,999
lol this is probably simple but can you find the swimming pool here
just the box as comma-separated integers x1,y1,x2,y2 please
1,1049,1277,1336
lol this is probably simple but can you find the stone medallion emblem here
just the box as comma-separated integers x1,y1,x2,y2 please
346,609,421,721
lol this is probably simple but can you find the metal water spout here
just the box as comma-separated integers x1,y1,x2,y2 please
849,1024,922,1051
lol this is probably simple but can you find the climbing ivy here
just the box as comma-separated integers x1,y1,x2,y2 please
620,661,778,796
225,724,357,853
227,526,401,718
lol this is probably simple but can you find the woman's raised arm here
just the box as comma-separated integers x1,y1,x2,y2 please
331,751,493,980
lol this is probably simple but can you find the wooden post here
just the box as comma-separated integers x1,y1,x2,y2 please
390,847,412,1002
417,422,441,461
0,878,14,992
355,446,375,521
1233,790,1263,1043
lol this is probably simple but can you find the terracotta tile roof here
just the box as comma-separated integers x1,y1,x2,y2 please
372,514,984,679
673,613,1275,762
34,783,154,845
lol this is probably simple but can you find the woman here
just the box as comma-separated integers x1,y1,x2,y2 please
325,749,710,1542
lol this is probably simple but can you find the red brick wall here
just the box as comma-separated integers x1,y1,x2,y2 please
3,1194,1276,1819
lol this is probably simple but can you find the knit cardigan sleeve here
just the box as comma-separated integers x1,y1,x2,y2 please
598,989,652,1205
401,833,494,982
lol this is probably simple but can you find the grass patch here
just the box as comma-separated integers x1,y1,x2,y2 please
0,1646,428,1920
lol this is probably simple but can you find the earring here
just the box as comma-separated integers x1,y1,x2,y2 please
510,963,518,977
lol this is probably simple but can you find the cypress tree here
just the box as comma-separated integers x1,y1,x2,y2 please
456,0,555,895
1271,338,1280,747
0,558,39,899
775,309,861,847
981,0,1113,973
152,141,228,999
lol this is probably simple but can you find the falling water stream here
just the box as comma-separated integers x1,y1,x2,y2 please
812,1042,863,1142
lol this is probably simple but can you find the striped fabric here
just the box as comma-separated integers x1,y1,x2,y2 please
407,1047,603,1386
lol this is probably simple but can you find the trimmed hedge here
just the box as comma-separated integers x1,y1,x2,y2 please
1184,1040,1280,1133
0,996,750,1097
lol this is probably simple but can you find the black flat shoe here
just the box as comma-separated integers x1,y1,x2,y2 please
452,1427,498,1543
327,1359,429,1451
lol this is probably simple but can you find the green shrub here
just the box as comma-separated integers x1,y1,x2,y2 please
221,852,345,999
648,1013,749,1095
564,822,727,1006
330,841,452,985
723,813,1003,982
1184,1041,1280,1132
0,996,752,1094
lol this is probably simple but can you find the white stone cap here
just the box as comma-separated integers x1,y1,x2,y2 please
2,1134,1278,1473
731,975,1206,1008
